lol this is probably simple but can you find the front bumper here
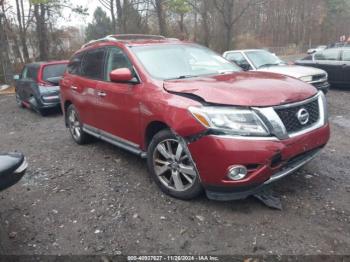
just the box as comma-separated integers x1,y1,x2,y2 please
312,81,330,94
188,124,330,200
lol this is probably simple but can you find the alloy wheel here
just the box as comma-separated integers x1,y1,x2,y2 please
152,138,198,192
68,109,82,141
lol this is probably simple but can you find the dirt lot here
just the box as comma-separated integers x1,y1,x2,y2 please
0,88,349,256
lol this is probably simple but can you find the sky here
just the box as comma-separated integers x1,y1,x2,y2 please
6,0,104,28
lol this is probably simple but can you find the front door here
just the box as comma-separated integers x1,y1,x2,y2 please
341,50,350,85
95,46,142,146
313,49,342,85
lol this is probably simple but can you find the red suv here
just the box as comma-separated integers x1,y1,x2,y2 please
60,35,330,200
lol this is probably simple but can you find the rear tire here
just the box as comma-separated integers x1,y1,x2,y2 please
67,104,93,145
147,129,203,200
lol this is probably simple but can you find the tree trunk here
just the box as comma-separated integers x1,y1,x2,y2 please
116,0,124,33
15,0,29,62
0,13,14,84
155,0,167,36
110,0,116,34
34,3,49,61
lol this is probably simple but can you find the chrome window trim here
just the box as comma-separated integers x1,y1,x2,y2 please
273,92,319,109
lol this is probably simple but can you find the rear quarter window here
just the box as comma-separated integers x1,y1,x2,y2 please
42,64,67,81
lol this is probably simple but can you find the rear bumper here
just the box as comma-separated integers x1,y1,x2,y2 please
188,124,330,200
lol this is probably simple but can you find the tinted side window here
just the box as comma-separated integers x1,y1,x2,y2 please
67,53,84,75
314,49,340,61
24,65,39,80
21,67,28,79
342,50,350,61
81,49,106,80
106,47,133,81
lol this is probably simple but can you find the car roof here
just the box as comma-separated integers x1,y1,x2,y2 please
26,60,69,67
224,49,267,54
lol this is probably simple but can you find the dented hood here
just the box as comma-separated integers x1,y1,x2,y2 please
164,72,317,107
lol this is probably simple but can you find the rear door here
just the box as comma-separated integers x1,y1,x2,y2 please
313,49,342,85
95,46,142,145
341,50,350,85
71,48,106,128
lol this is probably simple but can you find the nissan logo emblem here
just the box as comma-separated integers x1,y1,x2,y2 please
296,108,310,125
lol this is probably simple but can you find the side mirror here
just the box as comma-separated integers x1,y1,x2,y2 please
13,75,20,80
110,68,134,83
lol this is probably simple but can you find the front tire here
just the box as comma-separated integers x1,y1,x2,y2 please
147,129,203,200
67,104,92,145
15,91,24,108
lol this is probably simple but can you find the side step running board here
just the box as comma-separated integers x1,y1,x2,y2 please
82,126,148,158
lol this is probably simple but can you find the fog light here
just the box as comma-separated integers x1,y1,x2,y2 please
228,165,248,181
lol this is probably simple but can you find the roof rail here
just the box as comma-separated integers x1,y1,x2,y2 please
81,34,167,49
112,34,166,40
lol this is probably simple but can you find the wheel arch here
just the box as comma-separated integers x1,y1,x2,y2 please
144,121,170,150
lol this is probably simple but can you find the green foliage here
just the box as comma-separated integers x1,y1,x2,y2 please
325,0,350,15
168,0,192,15
85,7,113,41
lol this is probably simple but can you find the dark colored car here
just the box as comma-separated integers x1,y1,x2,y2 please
60,34,330,201
296,48,350,87
14,61,68,115
0,153,27,191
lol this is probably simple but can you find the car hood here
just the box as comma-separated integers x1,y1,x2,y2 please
163,72,317,107
257,65,326,79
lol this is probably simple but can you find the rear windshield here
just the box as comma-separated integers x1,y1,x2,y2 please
42,64,67,81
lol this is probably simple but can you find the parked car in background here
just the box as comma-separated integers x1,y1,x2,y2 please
0,153,27,192
14,61,68,116
295,47,350,87
328,42,350,48
60,35,330,201
307,45,327,54
223,49,330,93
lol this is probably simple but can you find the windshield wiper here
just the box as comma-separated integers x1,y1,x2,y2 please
166,75,198,80
257,63,281,69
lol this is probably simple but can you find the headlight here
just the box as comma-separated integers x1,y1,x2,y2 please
189,106,269,136
299,76,313,82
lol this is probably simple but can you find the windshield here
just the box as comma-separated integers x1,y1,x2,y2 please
131,44,241,80
245,50,285,69
42,64,67,81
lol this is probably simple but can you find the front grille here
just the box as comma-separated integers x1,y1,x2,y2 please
275,99,320,133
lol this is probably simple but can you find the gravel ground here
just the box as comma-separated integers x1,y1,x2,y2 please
0,88,349,256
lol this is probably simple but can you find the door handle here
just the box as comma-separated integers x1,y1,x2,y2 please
70,86,78,91
97,91,107,97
